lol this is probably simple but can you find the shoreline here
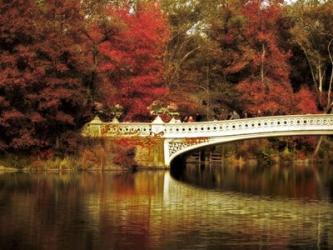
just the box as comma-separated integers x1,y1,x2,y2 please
0,165,18,173
0,156,328,173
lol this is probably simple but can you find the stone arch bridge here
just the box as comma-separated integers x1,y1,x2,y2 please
82,114,333,168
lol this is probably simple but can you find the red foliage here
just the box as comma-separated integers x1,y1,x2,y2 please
112,139,136,169
0,0,93,154
237,79,294,115
235,0,295,115
96,3,170,121
294,87,319,114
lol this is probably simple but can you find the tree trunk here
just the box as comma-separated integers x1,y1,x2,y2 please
313,136,324,157
318,64,325,106
298,43,322,105
318,64,323,93
261,43,266,85
206,65,210,120
326,39,333,112
313,41,333,157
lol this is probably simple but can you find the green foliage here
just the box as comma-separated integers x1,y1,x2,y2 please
287,0,333,110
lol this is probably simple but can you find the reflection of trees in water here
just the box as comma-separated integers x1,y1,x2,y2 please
323,165,333,202
171,157,333,201
0,173,104,250
0,171,332,249
0,172,165,250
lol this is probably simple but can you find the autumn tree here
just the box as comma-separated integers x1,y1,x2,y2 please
233,0,295,115
294,86,318,114
288,0,333,112
0,0,93,154
96,2,170,121
160,0,204,117
161,0,244,119
203,0,249,118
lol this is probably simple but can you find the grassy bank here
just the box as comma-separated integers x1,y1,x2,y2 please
0,138,133,172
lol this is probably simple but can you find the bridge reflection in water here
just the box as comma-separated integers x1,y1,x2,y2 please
169,161,333,249
171,157,333,200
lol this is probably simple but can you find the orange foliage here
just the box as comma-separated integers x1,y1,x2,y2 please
236,79,294,115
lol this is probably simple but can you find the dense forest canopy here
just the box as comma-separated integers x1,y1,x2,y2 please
0,0,332,155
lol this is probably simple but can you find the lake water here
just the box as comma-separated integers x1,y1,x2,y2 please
0,161,333,249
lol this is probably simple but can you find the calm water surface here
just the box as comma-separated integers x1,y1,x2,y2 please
0,162,333,249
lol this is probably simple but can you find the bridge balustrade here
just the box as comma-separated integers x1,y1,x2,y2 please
163,115,333,138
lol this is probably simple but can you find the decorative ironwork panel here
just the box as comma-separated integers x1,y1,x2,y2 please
168,138,209,159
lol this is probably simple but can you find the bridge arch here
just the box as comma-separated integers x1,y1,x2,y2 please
166,128,333,167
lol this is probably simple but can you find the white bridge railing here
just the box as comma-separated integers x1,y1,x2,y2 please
83,114,333,139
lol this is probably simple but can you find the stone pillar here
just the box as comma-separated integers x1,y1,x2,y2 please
151,115,165,134
82,116,102,137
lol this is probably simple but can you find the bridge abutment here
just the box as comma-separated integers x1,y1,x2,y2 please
134,137,166,168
